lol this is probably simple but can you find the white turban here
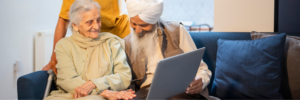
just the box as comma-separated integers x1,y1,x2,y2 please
126,0,163,24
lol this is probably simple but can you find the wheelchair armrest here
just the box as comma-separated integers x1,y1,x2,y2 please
17,71,56,99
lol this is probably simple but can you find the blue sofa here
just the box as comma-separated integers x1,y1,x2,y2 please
17,32,300,99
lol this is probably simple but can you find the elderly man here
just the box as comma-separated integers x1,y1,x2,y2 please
124,0,212,99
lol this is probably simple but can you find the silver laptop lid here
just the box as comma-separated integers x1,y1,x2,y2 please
146,47,206,100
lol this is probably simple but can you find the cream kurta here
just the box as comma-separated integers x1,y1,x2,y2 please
45,32,131,100
141,25,212,91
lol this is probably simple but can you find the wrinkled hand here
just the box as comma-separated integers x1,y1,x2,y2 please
186,77,203,94
42,60,57,75
73,81,96,99
100,89,136,100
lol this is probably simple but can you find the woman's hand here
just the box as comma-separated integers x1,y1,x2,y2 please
100,89,136,100
73,81,96,99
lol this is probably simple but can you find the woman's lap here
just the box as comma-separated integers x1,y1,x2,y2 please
45,93,105,100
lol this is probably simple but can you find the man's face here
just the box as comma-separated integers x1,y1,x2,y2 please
130,15,155,37
73,7,101,39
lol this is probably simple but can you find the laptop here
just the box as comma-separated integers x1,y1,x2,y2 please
145,47,206,100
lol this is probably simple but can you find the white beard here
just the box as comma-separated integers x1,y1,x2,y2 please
130,28,158,61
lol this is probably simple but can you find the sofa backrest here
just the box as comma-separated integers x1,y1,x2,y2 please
189,32,300,99
189,32,252,92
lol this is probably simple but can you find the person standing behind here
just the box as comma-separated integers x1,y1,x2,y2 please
42,0,131,74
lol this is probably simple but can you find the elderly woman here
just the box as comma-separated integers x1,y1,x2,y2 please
44,0,135,100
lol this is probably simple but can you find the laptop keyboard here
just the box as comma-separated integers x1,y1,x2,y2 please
137,95,147,100
134,89,149,100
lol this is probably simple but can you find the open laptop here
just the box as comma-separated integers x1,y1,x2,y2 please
143,47,206,100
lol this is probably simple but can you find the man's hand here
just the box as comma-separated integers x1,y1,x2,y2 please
73,81,96,99
42,60,57,75
100,89,136,100
186,77,203,94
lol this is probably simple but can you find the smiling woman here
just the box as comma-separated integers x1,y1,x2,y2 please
71,6,101,39
43,0,136,100
68,0,101,39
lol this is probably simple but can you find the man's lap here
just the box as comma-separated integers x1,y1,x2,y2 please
168,92,207,100
133,88,206,100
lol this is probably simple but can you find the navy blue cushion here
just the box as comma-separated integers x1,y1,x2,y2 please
211,33,286,99
189,32,252,91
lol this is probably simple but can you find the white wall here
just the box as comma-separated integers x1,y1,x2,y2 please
214,0,274,32
161,0,214,27
0,0,62,99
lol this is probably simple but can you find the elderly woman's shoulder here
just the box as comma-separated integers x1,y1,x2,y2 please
100,32,125,46
100,32,123,41
54,37,75,53
123,34,132,42
56,37,74,47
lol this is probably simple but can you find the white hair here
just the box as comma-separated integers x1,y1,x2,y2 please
130,26,158,61
68,0,101,30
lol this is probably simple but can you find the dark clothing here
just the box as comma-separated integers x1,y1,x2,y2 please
133,88,207,100
168,93,207,100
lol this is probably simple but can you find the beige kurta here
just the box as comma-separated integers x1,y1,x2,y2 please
141,25,212,91
45,32,131,100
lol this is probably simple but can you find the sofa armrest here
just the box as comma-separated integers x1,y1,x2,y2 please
17,71,49,100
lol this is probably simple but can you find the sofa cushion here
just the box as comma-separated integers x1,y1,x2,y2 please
251,32,300,99
189,32,252,91
211,33,286,99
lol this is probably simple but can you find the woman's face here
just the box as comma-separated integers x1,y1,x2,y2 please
73,7,101,39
